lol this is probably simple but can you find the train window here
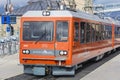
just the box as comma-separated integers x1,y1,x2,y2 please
91,24,96,42
117,27,120,38
86,23,91,30
80,22,86,43
23,21,54,41
118,27,120,38
115,27,117,38
95,24,99,41
86,23,91,43
117,27,120,31
56,21,68,42
100,24,106,40
115,27,120,38
109,31,112,39
102,25,106,40
99,25,102,40
74,22,79,41
105,25,112,39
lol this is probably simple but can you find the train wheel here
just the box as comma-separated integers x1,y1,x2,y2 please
94,56,100,61
93,54,104,62
99,54,104,59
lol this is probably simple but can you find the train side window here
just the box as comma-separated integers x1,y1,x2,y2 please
116,27,120,38
105,25,112,39
99,25,102,40
74,22,79,41
115,27,117,38
91,24,96,42
86,23,91,43
118,27,120,37
110,26,112,39
102,25,106,40
117,27,120,31
80,22,86,43
95,24,99,41
105,25,108,39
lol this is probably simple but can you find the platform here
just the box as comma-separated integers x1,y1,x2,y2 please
0,54,23,80
80,54,120,80
1,53,120,80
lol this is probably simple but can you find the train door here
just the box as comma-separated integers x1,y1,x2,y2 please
54,21,69,57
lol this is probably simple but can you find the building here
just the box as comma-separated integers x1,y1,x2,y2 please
0,0,93,37
13,0,93,15
64,0,93,13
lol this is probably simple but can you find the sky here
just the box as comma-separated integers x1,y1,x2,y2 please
0,0,29,14
0,0,29,7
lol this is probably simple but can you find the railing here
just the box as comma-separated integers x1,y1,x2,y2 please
105,3,120,10
94,3,120,13
0,36,19,57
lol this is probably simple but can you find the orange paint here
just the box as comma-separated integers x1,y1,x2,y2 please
20,16,120,68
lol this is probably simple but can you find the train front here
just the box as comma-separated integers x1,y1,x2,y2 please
20,11,74,76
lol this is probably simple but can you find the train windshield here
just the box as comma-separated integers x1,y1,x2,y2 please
23,21,54,41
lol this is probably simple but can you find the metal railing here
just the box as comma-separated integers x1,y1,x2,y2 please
0,36,19,56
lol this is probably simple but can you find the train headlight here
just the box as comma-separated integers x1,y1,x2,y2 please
64,51,67,55
26,50,30,54
59,51,68,56
22,50,26,54
42,11,50,16
22,50,30,54
59,51,64,55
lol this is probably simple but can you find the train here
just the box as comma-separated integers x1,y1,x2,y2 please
20,9,120,76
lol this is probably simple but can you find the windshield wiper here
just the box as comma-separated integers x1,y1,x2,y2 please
35,26,48,44
35,32,46,44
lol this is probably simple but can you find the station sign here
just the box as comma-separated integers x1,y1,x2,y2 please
1,15,16,24
6,26,11,32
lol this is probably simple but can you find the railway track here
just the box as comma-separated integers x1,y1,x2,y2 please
6,50,120,80
5,74,57,80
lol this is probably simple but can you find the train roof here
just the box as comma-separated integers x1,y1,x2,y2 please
22,10,120,25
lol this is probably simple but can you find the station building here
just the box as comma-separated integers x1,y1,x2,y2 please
0,0,93,37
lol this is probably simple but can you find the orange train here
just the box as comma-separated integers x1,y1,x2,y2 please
20,10,120,76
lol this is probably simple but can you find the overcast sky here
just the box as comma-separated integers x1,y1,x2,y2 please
0,0,29,7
